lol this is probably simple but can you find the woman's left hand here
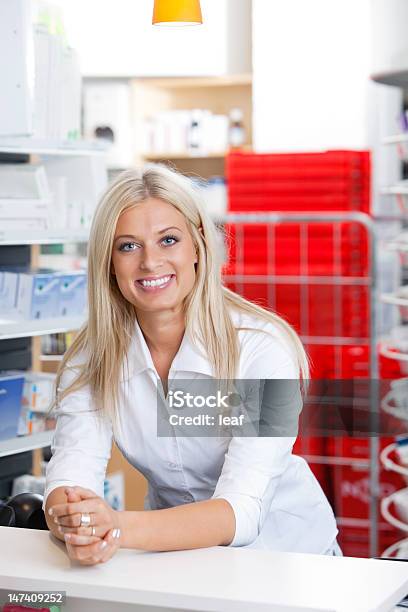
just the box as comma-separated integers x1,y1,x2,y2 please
49,486,121,543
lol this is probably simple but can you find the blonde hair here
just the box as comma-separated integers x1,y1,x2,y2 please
54,164,309,424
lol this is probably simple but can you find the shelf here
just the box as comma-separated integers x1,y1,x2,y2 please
383,134,408,145
136,74,253,89
0,229,89,246
371,69,408,88
143,151,227,160
0,430,54,458
387,234,408,252
0,316,85,340
301,454,370,468
0,138,109,156
381,185,408,196
379,341,408,363
381,292,408,307
40,354,64,362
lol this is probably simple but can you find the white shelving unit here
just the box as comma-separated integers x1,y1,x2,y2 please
0,316,86,341
0,140,105,460
0,431,55,459
0,139,109,157
0,230,89,246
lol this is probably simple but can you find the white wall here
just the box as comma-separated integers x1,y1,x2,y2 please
371,0,408,78
55,0,251,77
252,0,372,151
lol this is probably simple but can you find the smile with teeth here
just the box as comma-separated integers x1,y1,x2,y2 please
136,274,175,289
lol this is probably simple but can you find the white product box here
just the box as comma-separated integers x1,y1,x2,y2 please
12,474,46,496
0,217,50,232
16,370,56,436
0,271,18,317
0,164,50,200
199,177,227,218
57,270,87,317
22,371,56,413
0,199,51,219
83,81,132,168
43,155,107,230
0,0,33,136
16,269,60,319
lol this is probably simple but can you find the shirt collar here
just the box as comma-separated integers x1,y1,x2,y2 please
123,317,214,379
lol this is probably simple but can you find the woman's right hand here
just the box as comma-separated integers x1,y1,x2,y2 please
63,488,121,565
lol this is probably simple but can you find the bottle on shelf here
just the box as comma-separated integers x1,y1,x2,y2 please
188,109,204,156
229,108,245,149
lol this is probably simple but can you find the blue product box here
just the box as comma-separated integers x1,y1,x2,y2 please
57,271,87,317
0,373,25,441
16,268,60,319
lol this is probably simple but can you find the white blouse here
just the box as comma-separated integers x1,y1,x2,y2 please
44,311,338,554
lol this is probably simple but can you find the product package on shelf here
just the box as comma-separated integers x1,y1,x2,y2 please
32,18,81,142
226,150,371,214
0,373,25,441
1,370,56,437
0,164,52,232
0,267,87,321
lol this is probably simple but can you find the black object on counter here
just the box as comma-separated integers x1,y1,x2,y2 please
0,502,15,526
7,492,48,530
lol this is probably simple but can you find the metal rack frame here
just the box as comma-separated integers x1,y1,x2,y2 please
219,211,379,556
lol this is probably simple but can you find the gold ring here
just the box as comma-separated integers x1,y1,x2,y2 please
80,512,91,527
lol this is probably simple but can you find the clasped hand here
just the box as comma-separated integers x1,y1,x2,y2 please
49,486,121,565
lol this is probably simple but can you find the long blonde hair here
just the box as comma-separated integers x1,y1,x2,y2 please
54,164,309,424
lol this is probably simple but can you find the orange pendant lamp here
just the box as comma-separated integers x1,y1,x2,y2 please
152,0,203,26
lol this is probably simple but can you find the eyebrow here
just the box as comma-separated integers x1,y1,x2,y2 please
114,226,182,242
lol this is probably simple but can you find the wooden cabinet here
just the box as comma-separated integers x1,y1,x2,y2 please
131,74,253,179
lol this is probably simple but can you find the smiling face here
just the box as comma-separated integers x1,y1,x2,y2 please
111,198,198,316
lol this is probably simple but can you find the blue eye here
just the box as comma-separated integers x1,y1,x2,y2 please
161,235,179,246
119,242,138,252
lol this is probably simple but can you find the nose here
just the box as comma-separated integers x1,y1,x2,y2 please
139,243,164,272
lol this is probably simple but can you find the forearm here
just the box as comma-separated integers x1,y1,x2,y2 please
118,498,235,552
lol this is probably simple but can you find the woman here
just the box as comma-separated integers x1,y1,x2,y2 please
44,164,339,565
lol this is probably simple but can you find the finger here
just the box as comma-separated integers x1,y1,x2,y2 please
58,524,104,538
64,532,100,546
55,512,98,528
67,538,108,564
50,498,100,518
69,486,99,499
80,538,110,564
99,528,121,564
65,487,82,503
65,541,101,566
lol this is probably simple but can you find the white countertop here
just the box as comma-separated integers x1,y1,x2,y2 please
0,527,407,612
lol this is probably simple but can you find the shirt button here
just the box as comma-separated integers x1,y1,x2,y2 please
168,462,179,469
183,494,193,502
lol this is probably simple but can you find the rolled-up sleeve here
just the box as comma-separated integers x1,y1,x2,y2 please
212,436,296,546
43,362,113,509
212,329,301,547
